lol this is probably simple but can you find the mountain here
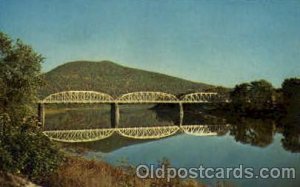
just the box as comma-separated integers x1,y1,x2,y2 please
39,61,213,98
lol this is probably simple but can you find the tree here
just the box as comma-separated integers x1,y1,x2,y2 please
0,32,43,125
248,80,275,111
229,117,274,147
281,78,300,122
230,83,251,112
281,78,300,108
280,78,300,152
230,80,275,113
0,32,62,182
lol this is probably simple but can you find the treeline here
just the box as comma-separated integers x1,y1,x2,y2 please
212,78,300,118
211,78,300,152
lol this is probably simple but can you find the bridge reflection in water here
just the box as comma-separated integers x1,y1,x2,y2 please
43,125,230,143
39,91,230,143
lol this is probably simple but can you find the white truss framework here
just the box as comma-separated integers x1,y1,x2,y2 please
181,92,220,103
42,91,114,104
43,125,229,142
117,91,179,103
40,91,230,104
43,128,114,143
117,126,180,139
181,125,229,136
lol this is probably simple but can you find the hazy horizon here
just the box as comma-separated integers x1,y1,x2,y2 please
1,0,299,87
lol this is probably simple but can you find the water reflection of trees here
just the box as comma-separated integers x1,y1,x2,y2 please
227,117,275,147
279,78,300,152
281,123,300,153
154,103,230,136
208,111,300,152
218,77,300,152
279,99,300,152
156,104,276,148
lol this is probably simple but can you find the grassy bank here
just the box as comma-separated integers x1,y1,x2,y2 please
42,156,206,187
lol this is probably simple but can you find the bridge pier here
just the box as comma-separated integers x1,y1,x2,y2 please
38,103,45,128
179,102,184,126
111,103,120,128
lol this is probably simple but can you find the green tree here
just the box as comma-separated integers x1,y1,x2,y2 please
0,32,43,125
280,78,300,152
281,78,300,108
230,83,251,112
248,80,275,111
230,80,275,113
0,32,62,182
281,78,300,125
229,117,274,147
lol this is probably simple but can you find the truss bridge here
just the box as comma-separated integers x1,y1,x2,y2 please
39,91,228,104
38,91,230,142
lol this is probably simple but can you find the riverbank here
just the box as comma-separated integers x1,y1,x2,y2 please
0,156,206,187
40,156,206,187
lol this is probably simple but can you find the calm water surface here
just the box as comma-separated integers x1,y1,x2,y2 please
45,105,300,187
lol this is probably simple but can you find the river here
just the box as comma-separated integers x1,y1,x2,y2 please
45,104,300,187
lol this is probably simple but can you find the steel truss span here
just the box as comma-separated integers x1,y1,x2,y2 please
40,90,229,104
117,91,179,103
42,91,114,104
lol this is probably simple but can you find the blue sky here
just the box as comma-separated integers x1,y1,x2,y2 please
0,0,299,87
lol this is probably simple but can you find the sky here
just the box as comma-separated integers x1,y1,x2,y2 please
0,0,299,87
